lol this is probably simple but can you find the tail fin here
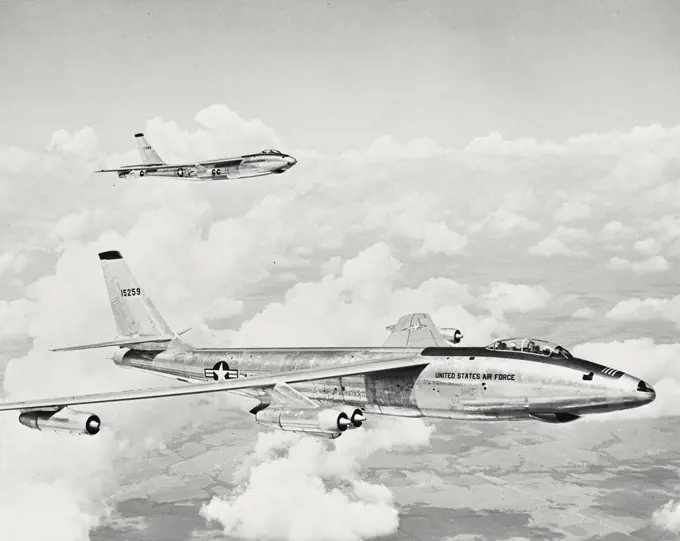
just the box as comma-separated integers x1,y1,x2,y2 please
383,313,451,347
52,251,191,352
134,133,164,165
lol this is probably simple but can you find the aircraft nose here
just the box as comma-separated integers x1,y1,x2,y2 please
286,156,297,167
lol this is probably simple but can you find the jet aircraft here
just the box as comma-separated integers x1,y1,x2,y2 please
0,251,656,439
97,133,297,181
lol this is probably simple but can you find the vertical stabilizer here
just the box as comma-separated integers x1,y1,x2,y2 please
134,133,164,165
51,251,192,352
99,250,179,341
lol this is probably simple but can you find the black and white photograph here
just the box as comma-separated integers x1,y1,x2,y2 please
1,1,680,540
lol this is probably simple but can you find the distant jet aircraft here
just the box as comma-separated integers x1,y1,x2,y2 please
97,133,297,181
0,252,655,439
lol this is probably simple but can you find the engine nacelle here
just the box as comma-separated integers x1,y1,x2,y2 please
529,412,580,424
255,406,351,438
439,327,463,345
19,408,101,436
341,406,366,428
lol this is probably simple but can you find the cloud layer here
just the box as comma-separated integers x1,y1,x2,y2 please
2,106,680,539
201,418,433,541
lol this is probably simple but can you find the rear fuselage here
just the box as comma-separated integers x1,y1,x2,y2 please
113,345,655,422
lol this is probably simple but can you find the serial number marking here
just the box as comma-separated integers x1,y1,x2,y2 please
121,288,141,297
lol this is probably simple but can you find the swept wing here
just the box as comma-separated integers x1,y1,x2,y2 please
0,355,427,412
96,158,243,174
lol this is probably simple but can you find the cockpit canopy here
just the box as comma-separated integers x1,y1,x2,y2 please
486,338,573,359
261,149,284,156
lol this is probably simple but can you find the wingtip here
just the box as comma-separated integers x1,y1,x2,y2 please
134,133,144,138
98,250,123,260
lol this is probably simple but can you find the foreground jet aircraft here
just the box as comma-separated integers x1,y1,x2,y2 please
97,133,297,181
0,252,656,438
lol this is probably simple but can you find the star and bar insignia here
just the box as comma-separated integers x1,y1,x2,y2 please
204,361,239,381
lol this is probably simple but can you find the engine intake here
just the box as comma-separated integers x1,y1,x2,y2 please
255,406,351,438
19,408,101,435
440,328,463,345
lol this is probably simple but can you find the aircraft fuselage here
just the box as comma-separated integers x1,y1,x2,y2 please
113,345,655,422
127,152,297,181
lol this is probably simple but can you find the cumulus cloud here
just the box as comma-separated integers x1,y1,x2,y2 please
342,135,444,162
0,250,28,278
464,131,563,156
200,418,434,541
653,499,680,533
571,306,595,320
645,214,680,245
47,210,96,247
481,283,552,318
528,225,590,257
47,127,98,157
362,194,467,257
606,295,680,327
204,297,245,320
229,243,506,347
633,237,663,256
600,221,637,242
554,200,592,222
606,255,670,274
528,237,585,258
468,208,540,237
0,297,34,339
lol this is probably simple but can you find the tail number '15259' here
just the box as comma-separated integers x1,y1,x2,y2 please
121,288,141,297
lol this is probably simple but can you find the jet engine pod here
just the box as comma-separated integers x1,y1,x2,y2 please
440,328,464,345
19,407,102,435
254,406,350,438
529,412,580,424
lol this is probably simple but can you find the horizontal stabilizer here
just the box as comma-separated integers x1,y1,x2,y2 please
52,328,191,352
383,313,449,347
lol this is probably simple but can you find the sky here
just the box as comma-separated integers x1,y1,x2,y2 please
3,2,680,541
2,0,680,153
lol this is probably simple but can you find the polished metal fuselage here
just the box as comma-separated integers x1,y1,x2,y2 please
113,345,655,421
137,153,296,181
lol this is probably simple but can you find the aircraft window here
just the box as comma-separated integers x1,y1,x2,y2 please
261,149,283,155
486,338,572,358
637,380,654,393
